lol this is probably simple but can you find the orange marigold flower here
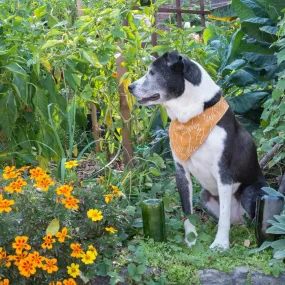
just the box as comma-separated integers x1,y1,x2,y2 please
87,209,103,222
41,234,56,249
111,72,117,78
34,175,54,191
4,178,27,193
67,263,80,278
0,278,9,285
42,258,58,274
18,257,36,278
97,176,104,184
104,194,113,204
28,251,44,268
9,251,28,266
12,236,31,254
0,248,11,268
29,167,46,180
111,185,122,197
3,166,20,180
105,227,117,234
63,278,76,285
62,195,79,210
55,227,71,243
49,282,62,285
65,160,78,169
70,243,83,258
56,185,73,197
0,195,14,213
18,166,31,172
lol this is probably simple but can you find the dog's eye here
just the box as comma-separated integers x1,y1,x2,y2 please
149,70,155,75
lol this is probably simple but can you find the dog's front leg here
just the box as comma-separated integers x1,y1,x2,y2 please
210,182,232,250
175,162,197,247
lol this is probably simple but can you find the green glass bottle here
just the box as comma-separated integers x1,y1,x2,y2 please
255,194,284,246
141,199,166,242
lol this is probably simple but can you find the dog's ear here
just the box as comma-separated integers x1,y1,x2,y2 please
164,51,184,72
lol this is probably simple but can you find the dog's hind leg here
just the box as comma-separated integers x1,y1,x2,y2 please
200,189,219,220
239,182,266,219
175,162,197,247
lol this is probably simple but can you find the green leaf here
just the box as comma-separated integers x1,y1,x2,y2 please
150,153,165,169
136,265,147,275
81,49,102,68
4,63,26,76
111,28,125,38
41,40,64,50
271,239,285,250
277,49,285,65
249,241,272,254
232,0,255,21
197,232,212,242
203,25,216,45
150,45,173,54
33,88,49,120
127,263,137,275
46,218,60,235
222,59,246,75
126,206,136,217
273,250,285,259
262,187,284,198
132,218,143,228
227,92,268,114
259,26,278,35
240,0,268,17
149,167,160,176
160,105,168,129
64,70,81,91
0,92,18,138
243,17,272,24
81,84,93,101
227,69,257,87
80,271,90,284
187,215,200,226
277,80,285,90
186,232,196,242
34,5,46,18
272,89,283,100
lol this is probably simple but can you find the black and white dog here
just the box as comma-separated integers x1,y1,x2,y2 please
128,51,266,249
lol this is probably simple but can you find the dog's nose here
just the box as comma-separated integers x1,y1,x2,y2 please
128,84,134,93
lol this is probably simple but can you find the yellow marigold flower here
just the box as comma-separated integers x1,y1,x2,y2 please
34,175,54,191
9,251,28,266
70,243,83,258
104,194,113,204
87,245,98,256
105,227,118,234
3,166,20,180
81,250,96,264
18,166,31,172
0,195,14,213
62,195,80,210
111,72,117,78
49,282,62,285
111,185,122,197
0,249,12,268
67,263,80,278
55,227,71,243
41,234,56,249
42,258,58,274
87,209,103,222
63,278,76,285
65,160,78,169
0,278,9,285
56,185,73,197
12,236,31,254
97,176,104,184
28,251,44,268
29,167,46,180
18,257,36,278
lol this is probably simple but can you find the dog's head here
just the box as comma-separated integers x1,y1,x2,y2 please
128,50,202,106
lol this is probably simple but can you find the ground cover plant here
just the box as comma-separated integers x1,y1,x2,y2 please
0,0,285,284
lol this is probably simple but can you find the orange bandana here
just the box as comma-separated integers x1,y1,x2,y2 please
169,97,229,161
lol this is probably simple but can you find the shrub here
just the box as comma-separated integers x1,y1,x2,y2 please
0,162,132,284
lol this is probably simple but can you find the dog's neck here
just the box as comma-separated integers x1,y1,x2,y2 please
163,65,221,123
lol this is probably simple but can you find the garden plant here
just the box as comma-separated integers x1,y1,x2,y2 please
0,0,285,284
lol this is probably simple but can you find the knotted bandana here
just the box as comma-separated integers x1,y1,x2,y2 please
169,97,229,161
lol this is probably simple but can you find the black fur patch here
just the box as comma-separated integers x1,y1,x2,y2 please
204,90,222,110
176,163,191,214
182,56,202,86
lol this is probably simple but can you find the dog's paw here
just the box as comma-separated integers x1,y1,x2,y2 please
185,236,196,248
209,238,229,250
184,219,197,248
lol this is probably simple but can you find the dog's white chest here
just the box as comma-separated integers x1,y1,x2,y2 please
174,126,227,195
